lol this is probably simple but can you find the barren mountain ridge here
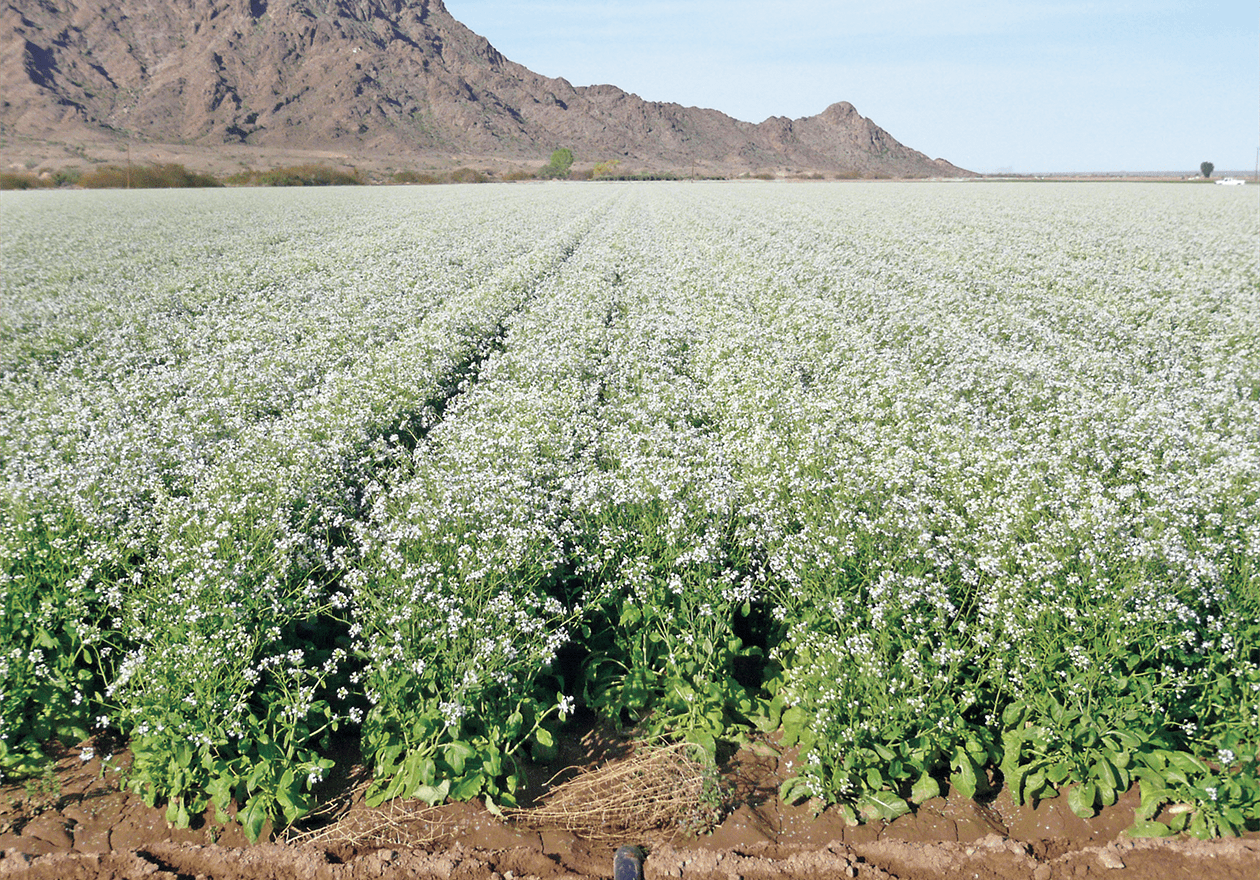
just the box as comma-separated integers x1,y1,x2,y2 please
2,0,970,175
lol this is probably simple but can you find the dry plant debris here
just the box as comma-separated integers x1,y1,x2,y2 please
506,742,723,840
287,782,451,850
286,742,720,850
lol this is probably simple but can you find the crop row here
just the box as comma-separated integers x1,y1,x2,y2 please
2,182,1257,839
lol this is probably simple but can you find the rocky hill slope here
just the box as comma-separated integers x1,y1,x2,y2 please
2,0,970,176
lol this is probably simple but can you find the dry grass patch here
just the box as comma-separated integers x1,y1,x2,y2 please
506,742,725,840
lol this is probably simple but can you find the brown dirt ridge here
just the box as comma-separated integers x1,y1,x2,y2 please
2,737,1256,880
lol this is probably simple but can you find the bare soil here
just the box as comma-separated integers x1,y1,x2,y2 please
2,734,1256,880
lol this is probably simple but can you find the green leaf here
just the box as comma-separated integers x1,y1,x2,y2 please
780,705,807,748
860,791,911,822
964,737,989,762
240,795,269,843
246,759,273,791
1001,701,1026,727
365,777,400,808
206,773,234,814
1047,761,1072,784
1024,768,1049,800
1127,818,1175,838
276,769,305,824
779,776,811,804
1046,695,1065,725
1067,782,1096,818
1167,752,1211,776
1092,756,1120,805
418,756,437,787
1007,763,1032,805
444,741,476,775
950,754,978,799
482,748,502,778
415,779,451,806
1108,730,1142,751
450,772,486,801
165,796,190,829
1165,768,1190,787
686,729,717,757
1188,810,1211,840
1135,781,1167,821
912,772,941,804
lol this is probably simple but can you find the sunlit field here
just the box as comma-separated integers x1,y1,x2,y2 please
2,181,1257,839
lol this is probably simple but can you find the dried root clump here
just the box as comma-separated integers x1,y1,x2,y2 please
508,741,725,840
288,782,452,849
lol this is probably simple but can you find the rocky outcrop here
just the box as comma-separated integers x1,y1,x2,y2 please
1,0,970,175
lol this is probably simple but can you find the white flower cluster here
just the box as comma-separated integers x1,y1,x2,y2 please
1,185,612,753
3,181,1255,803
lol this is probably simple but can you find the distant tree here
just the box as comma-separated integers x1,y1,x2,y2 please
540,148,574,179
1200,161,1214,179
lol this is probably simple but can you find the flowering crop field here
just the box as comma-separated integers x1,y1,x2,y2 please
2,182,1258,840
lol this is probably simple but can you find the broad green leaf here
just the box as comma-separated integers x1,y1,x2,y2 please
1091,756,1120,805
450,772,486,801
1166,752,1211,776
686,729,717,757
240,795,268,843
912,772,941,804
415,779,451,806
860,792,911,822
1067,782,1096,818
1127,818,1175,838
165,796,190,829
780,776,811,804
1024,769,1050,800
444,741,476,775
951,754,978,799
1007,763,1032,805
780,706,807,747
1001,702,1026,727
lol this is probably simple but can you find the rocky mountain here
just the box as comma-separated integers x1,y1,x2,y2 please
2,0,970,176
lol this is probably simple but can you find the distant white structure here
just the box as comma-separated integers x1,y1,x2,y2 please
1215,177,1246,185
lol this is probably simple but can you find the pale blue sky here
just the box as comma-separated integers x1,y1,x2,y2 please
450,1,1259,174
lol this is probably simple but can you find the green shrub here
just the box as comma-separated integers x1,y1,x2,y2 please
77,164,222,189
0,172,53,190
539,148,575,180
391,170,441,185
226,165,363,187
596,171,681,182
448,167,489,184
